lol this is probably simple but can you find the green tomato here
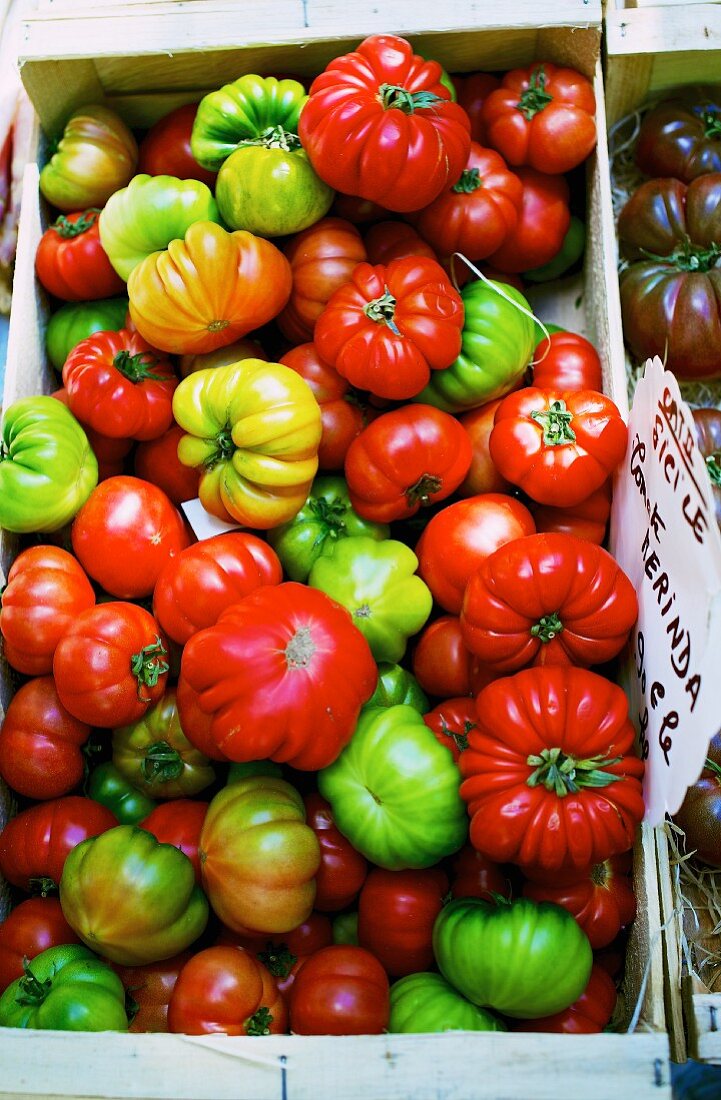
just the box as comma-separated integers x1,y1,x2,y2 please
525,216,585,283
433,896,593,1019
59,824,209,965
46,296,128,371
87,761,157,825
191,75,308,171
216,139,334,237
0,396,98,533
268,476,389,582
415,279,535,413
332,911,359,946
367,663,429,713
98,174,221,281
0,944,128,1031
389,973,506,1034
308,536,432,663
318,704,467,869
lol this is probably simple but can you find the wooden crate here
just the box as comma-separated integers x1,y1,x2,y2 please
605,3,721,1065
0,7,671,1097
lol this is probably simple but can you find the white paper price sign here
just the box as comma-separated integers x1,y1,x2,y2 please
610,357,721,825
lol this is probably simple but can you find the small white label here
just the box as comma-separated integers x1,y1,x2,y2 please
181,497,242,541
610,357,721,825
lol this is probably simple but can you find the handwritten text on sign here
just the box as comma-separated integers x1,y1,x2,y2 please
610,357,721,825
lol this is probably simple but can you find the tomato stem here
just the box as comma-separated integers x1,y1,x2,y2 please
706,454,721,486
141,741,185,784
526,747,623,797
52,209,101,238
258,942,297,979
285,625,316,670
113,350,167,384
516,66,554,120
639,236,721,273
530,612,564,643
208,426,236,467
704,757,721,782
406,473,443,507
439,716,474,753
530,399,576,445
28,876,57,897
246,1006,274,1036
703,109,721,140
239,125,302,152
308,495,348,539
15,958,52,1006
364,287,401,335
130,636,169,703
452,168,483,194
377,84,446,113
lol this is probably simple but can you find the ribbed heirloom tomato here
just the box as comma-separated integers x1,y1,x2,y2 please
167,946,287,1036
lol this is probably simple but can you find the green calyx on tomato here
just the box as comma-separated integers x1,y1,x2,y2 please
706,454,721,485
452,168,483,193
641,237,721,272
52,209,101,238
112,349,166,384
131,636,170,702
363,286,401,334
246,1005,274,1036
530,611,564,643
239,125,302,151
516,67,553,120
530,399,577,445
0,944,128,1032
257,942,297,979
377,85,445,113
526,747,623,798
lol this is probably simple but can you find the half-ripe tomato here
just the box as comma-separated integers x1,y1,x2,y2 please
449,844,509,901
530,479,612,545
415,493,536,614
39,105,138,212
153,532,282,647
0,897,81,993
410,144,523,260
357,867,448,977
411,615,476,698
523,852,636,950
510,964,617,1034
531,331,603,392
167,946,287,1035
139,801,209,884
280,343,376,471
71,476,191,600
304,792,368,911
289,944,390,1034
63,328,178,442
277,217,368,344
35,209,125,301
457,399,512,496
0,677,90,800
137,103,217,187
0,545,95,675
487,168,571,274
114,951,193,1033
134,425,201,505
423,697,478,763
0,796,116,893
345,405,472,523
363,221,437,265
53,602,171,728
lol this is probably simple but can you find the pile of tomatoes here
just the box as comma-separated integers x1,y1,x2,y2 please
0,33,642,1038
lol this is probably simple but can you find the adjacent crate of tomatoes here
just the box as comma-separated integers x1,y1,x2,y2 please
0,4,671,1098
606,3,721,1067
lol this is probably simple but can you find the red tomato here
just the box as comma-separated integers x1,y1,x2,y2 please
35,209,125,301
449,844,509,901
357,867,448,977
452,72,501,145
218,912,334,998
153,531,282,646
532,331,603,392
511,965,616,1034
280,343,376,471
523,852,636,950
277,217,368,345
363,221,437,265
0,796,116,892
52,387,133,480
0,545,95,675
53,602,171,727
530,480,612,546
410,144,524,260
345,405,472,523
137,103,217,186
487,168,571,274
489,387,628,507
415,493,536,614
63,328,178,442
460,533,638,672
178,583,377,770
0,677,90,800
411,615,476,698
304,792,368,912
331,193,388,224
289,944,389,1035
134,425,201,505
482,62,596,175
0,897,82,993
167,946,287,1035
423,697,478,764
71,476,191,599
139,801,209,884
315,258,464,401
114,952,193,1033
457,400,512,496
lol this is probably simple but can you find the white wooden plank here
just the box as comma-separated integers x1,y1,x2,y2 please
606,5,721,56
